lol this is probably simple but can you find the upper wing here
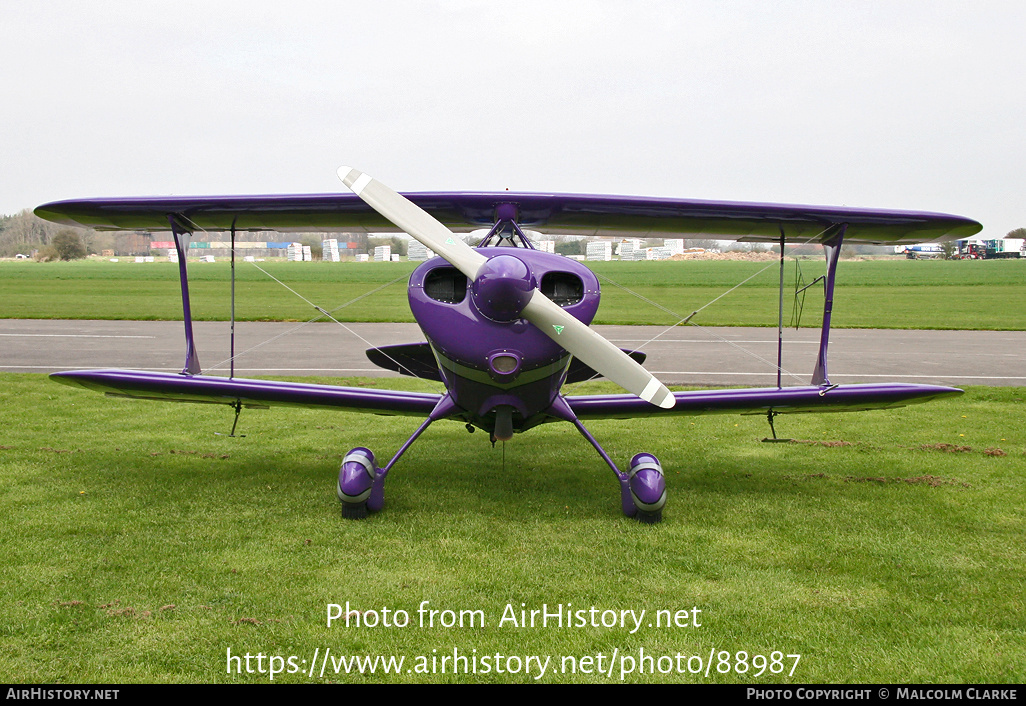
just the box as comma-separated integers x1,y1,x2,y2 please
51,369,443,417
564,383,962,420
35,193,981,245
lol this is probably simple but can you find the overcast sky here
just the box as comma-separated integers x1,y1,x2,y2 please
2,1,1022,237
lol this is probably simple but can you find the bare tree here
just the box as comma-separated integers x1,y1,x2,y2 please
52,230,87,260
0,209,62,256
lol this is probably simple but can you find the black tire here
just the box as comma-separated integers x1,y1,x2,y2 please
636,509,662,524
341,501,369,520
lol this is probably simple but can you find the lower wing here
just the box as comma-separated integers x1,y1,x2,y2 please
51,370,961,422
50,369,442,417
564,383,962,419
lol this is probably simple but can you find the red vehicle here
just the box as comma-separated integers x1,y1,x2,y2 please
956,243,986,259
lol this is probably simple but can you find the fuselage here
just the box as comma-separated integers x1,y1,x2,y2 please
408,247,600,436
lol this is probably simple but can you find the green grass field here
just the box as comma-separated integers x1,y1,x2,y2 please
3,257,1025,329
1,374,1023,683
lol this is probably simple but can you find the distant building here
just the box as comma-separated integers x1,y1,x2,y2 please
586,240,612,261
663,239,685,255
616,238,643,258
176,239,296,259
620,244,648,261
373,245,391,262
323,239,341,262
408,241,435,261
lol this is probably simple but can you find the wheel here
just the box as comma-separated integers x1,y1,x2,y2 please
636,508,663,525
338,447,376,520
341,501,369,520
628,452,667,523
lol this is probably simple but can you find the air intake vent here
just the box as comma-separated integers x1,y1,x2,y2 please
424,267,468,304
540,272,584,307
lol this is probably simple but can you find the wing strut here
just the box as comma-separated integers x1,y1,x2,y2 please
477,203,536,249
230,220,237,379
168,215,201,375
776,227,785,389
811,225,846,386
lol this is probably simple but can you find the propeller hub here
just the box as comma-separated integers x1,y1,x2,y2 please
471,255,536,322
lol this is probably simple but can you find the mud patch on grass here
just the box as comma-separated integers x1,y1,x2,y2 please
784,473,971,488
846,475,971,488
918,443,972,453
783,473,829,483
149,449,230,459
233,617,285,626
789,439,855,447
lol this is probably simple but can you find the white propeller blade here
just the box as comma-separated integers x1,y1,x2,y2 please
522,294,675,408
338,166,487,279
337,166,675,409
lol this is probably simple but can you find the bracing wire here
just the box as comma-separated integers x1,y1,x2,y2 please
569,226,836,391
172,215,440,391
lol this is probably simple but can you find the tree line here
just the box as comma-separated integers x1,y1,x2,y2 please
0,210,69,258
0,210,396,261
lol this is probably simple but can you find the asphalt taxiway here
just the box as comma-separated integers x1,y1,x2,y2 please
3,319,1023,388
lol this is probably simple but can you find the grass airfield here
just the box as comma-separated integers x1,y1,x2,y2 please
2,257,1025,329
1,256,1024,683
1,375,1023,683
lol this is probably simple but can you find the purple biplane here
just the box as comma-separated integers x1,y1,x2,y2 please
35,168,981,522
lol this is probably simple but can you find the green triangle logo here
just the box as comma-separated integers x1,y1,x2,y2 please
552,325,564,335
446,237,456,245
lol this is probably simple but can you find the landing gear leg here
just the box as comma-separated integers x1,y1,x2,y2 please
547,397,667,523
336,396,457,519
